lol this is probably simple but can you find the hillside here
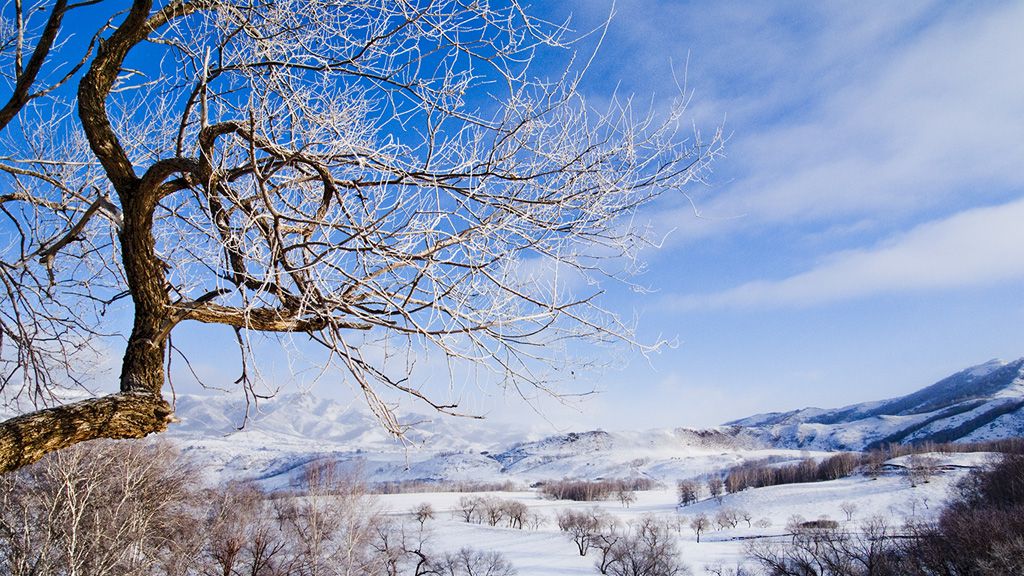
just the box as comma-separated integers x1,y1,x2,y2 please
153,357,1024,485
730,358,1024,450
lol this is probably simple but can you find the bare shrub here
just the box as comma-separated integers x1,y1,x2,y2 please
0,440,195,576
431,547,517,576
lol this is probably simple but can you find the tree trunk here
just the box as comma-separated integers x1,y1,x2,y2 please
0,393,171,473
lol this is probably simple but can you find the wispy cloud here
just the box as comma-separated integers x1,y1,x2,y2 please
599,1,1024,244
671,198,1024,309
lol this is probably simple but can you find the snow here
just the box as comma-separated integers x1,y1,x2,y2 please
367,454,976,575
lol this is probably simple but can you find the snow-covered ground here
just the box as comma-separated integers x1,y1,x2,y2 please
366,454,976,575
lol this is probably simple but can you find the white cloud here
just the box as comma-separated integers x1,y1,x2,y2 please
672,198,1024,309
709,2,1024,222
595,1,1024,246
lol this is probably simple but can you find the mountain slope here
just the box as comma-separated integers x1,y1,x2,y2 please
161,357,1024,485
730,358,1024,450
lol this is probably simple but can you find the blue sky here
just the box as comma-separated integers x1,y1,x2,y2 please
35,1,1023,433
487,0,1024,430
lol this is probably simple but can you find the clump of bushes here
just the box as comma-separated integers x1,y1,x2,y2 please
538,477,656,501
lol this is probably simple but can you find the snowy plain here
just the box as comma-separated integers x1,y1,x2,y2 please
366,457,976,575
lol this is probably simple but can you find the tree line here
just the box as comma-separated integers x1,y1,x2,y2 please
0,440,515,576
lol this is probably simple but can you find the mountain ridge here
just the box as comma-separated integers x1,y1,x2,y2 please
162,356,1024,486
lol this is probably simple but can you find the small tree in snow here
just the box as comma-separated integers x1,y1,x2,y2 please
690,514,711,544
676,480,699,507
412,503,435,529
840,501,858,522
557,508,610,556
707,477,725,504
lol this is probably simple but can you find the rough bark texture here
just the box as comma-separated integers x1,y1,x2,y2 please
0,0,174,474
0,393,172,473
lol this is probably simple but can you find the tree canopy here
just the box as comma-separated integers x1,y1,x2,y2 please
0,0,719,472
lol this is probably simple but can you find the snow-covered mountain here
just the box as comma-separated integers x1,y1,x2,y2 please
166,391,810,488
730,358,1024,451
163,357,1024,487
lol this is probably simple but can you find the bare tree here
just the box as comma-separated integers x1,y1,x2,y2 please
689,514,710,544
676,479,699,507
739,509,753,528
501,499,529,530
714,508,740,530
840,501,858,522
606,516,689,576
431,547,517,576
0,440,196,576
455,496,483,524
707,476,725,504
557,507,611,556
0,0,720,471
617,486,637,508
275,460,377,575
906,454,940,487
411,502,435,530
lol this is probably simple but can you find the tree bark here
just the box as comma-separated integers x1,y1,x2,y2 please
0,393,172,473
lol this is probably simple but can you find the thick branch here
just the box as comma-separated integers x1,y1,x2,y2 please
185,303,371,332
0,392,172,473
0,0,68,131
77,0,153,193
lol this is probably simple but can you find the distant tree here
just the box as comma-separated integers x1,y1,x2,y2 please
689,514,711,544
501,500,529,530
866,450,887,479
907,454,941,487
605,516,689,576
431,547,517,576
676,480,699,507
707,477,725,503
617,486,638,508
557,508,610,556
739,509,754,529
481,496,505,527
714,508,740,531
412,502,435,529
456,496,484,524
840,501,859,522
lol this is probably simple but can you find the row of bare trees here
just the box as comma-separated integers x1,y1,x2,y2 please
539,478,654,503
553,509,688,576
741,453,1024,575
453,495,540,530
722,453,861,495
0,440,514,576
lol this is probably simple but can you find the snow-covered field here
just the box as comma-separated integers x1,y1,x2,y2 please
367,456,975,575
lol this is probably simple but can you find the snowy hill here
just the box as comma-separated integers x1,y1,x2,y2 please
161,357,1024,486
730,358,1024,450
166,391,813,488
